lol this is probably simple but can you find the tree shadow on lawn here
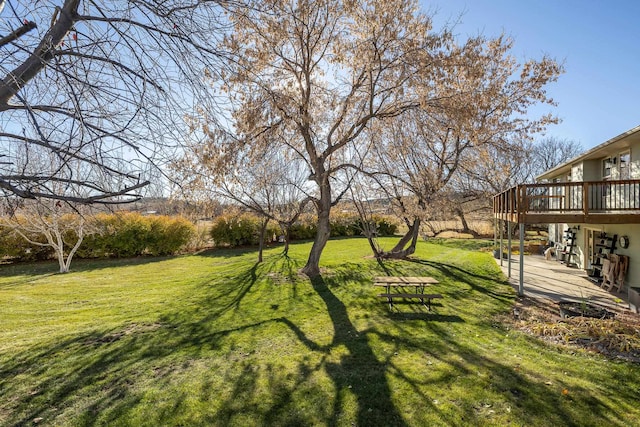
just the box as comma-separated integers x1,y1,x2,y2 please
367,319,621,426
1,254,636,426
0,245,263,284
309,274,408,426
0,255,174,285
306,272,629,426
403,258,514,305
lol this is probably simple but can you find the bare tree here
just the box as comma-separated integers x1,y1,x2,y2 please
0,198,90,272
451,136,583,238
216,153,312,261
0,1,228,203
531,136,583,177
367,33,562,258
203,0,462,276
0,146,97,272
173,137,313,260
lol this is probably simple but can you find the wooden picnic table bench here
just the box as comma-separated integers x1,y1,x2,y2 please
374,276,442,310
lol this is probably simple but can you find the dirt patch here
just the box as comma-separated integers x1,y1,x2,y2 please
497,297,640,363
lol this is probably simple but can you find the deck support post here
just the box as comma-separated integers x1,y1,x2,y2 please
519,223,525,296
493,214,497,247
499,219,504,267
507,221,512,278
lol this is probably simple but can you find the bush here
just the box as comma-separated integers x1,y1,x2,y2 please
0,212,195,262
146,216,196,256
210,214,259,247
77,213,195,258
205,211,398,247
328,212,398,238
288,214,317,240
329,212,358,237
104,212,152,257
372,215,399,236
0,227,53,261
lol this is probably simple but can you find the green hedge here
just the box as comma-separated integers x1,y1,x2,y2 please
288,213,317,241
208,211,398,247
209,214,280,247
80,213,196,258
0,227,53,261
1,210,399,259
329,212,398,237
1,213,195,262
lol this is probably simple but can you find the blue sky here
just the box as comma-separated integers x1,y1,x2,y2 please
426,0,640,149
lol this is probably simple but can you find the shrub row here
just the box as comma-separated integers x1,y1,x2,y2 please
209,214,281,247
79,213,195,258
209,212,398,247
0,212,195,262
0,228,52,262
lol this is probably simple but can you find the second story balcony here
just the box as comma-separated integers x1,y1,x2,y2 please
493,180,640,224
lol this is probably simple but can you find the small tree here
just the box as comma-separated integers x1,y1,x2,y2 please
1,198,90,273
0,145,99,272
174,140,312,261
367,33,562,258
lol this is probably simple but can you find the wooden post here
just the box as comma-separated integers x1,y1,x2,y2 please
508,220,512,278
499,219,504,267
493,207,497,248
583,182,589,215
519,223,525,296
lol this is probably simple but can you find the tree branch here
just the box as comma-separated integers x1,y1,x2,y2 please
0,20,37,48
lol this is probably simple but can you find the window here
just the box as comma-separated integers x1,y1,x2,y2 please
602,157,613,179
620,151,630,179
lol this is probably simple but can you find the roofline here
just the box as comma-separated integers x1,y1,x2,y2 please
536,124,640,181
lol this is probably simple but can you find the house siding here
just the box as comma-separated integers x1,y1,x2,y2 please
582,160,600,181
543,135,640,293
631,147,640,178
571,163,583,181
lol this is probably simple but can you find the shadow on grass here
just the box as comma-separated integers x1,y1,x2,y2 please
403,258,513,303
310,274,408,426
0,250,637,426
367,321,603,426
0,257,266,426
386,310,463,322
0,244,264,283
0,255,173,283
0,272,57,288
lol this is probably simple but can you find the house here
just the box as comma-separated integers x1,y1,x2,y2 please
493,125,640,301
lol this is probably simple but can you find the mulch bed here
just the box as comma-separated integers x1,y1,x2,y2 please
497,297,640,363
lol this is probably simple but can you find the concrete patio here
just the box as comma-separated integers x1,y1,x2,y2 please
496,254,630,311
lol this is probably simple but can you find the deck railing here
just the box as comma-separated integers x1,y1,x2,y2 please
493,180,640,224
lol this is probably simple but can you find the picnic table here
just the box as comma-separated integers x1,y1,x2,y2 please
373,276,442,310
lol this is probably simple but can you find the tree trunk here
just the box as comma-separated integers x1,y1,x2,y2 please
301,176,331,277
365,234,382,258
283,226,290,256
455,207,478,237
63,233,84,273
57,247,68,273
301,207,330,277
383,217,421,259
52,229,69,273
257,218,268,263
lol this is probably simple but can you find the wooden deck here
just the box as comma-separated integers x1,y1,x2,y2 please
493,180,640,224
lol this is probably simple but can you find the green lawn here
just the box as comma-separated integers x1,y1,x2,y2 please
1,238,638,426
